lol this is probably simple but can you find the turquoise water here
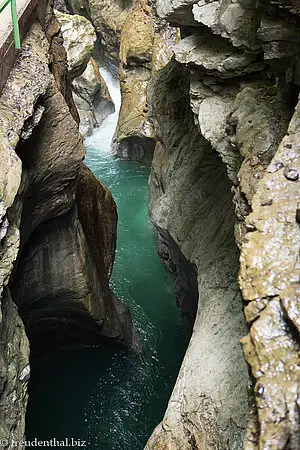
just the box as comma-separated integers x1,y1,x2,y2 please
26,127,189,448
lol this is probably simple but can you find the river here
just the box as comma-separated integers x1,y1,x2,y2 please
25,68,188,450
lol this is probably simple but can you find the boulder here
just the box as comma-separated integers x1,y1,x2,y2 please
55,9,96,80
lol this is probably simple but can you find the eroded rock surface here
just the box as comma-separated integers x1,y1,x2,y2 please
10,72,131,355
55,10,115,136
0,24,51,447
72,58,115,136
145,0,300,449
115,1,178,161
1,1,299,449
63,0,177,160
146,60,249,449
0,6,132,446
55,9,96,80
60,1,300,448
240,101,300,450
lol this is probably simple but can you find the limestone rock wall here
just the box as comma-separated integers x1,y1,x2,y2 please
55,10,115,136
0,289,30,447
239,101,300,450
0,25,51,448
0,4,132,446
9,1,298,449
146,1,300,449
9,24,131,351
55,0,131,65
116,0,178,161
146,59,249,450
53,1,299,448
62,0,177,160
72,58,115,136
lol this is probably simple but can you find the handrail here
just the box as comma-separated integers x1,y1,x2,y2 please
0,0,21,49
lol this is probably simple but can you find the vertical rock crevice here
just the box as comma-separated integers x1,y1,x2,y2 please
48,1,300,448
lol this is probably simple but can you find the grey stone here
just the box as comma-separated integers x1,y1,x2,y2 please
146,60,249,450
174,31,265,78
193,0,261,51
55,9,96,80
284,165,299,180
156,0,200,25
0,25,51,446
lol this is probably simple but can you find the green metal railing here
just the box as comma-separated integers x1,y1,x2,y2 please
0,0,21,49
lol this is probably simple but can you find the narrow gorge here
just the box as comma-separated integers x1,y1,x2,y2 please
0,0,299,450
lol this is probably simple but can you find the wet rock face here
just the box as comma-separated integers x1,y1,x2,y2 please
156,227,198,321
116,136,156,162
76,164,132,344
16,87,85,241
11,208,109,351
0,7,131,445
11,78,131,355
146,60,249,449
76,164,117,280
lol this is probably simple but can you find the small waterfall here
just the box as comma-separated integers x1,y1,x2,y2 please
84,67,121,153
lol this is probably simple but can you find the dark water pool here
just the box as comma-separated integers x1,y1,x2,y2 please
25,140,189,449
